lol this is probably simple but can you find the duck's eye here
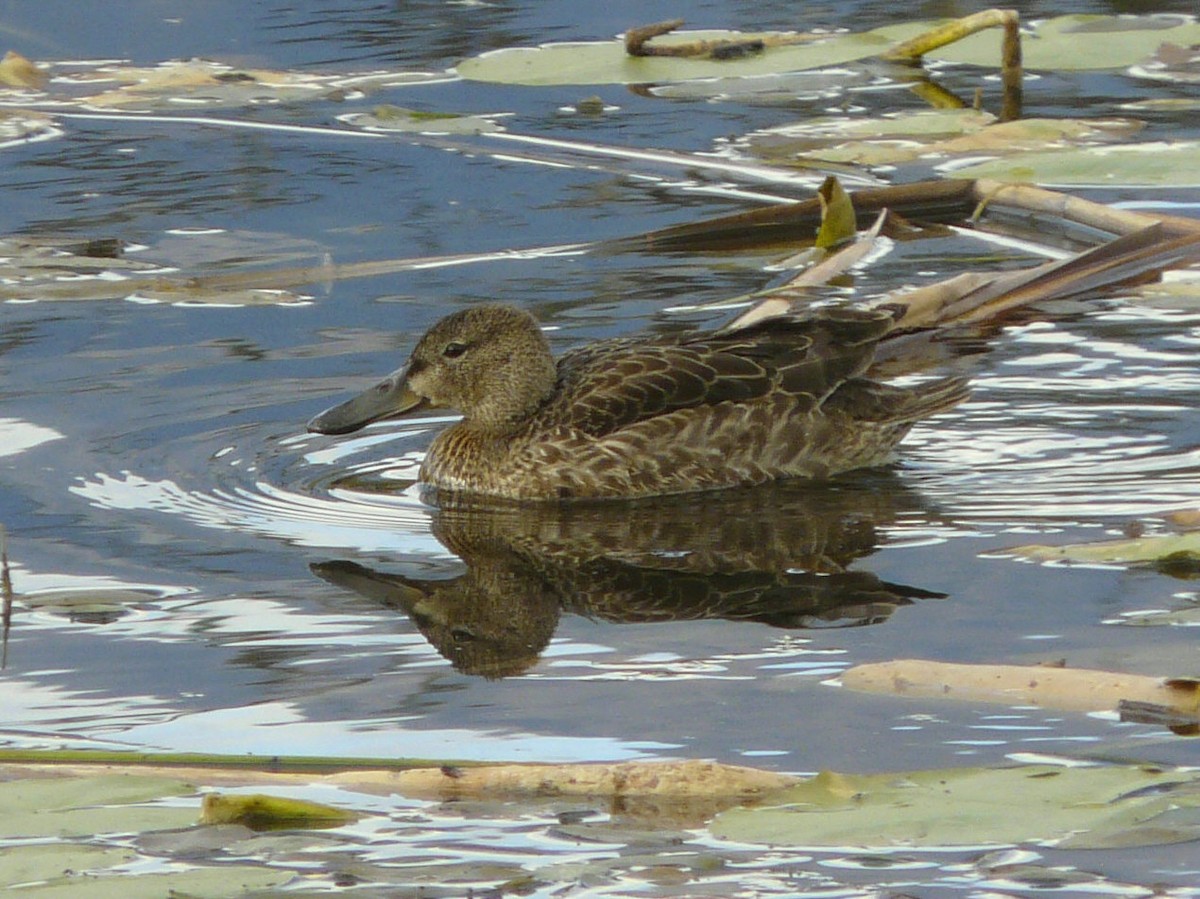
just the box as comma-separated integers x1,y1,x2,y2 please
442,341,469,359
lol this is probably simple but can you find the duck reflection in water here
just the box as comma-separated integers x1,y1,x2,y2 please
312,477,944,679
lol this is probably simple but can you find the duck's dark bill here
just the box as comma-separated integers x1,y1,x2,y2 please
307,374,425,435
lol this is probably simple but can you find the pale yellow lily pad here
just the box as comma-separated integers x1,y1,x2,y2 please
878,14,1200,71
711,764,1200,848
457,16,1200,86
0,844,292,898
947,140,1200,187
456,28,897,86
19,59,446,111
0,50,46,88
0,844,135,890
0,774,196,839
745,110,1140,167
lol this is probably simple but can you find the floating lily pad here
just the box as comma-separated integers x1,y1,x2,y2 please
648,68,873,104
711,764,1200,848
0,844,136,889
339,104,505,134
0,774,197,839
458,16,1200,85
946,140,1200,187
0,50,46,88
999,529,1200,565
0,845,292,898
4,58,448,112
744,109,1143,168
879,14,1200,71
456,28,898,86
200,792,359,830
21,587,167,620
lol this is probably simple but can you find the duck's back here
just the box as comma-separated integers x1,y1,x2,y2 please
424,307,967,500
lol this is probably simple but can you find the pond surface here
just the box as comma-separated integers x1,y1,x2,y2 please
2,1,1200,895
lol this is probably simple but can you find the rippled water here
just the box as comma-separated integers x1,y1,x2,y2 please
3,1,1200,895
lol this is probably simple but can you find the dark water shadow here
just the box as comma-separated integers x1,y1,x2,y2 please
312,476,946,678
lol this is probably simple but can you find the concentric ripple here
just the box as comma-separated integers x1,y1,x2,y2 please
70,422,448,555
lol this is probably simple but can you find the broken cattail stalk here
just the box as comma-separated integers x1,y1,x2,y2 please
883,9,1022,122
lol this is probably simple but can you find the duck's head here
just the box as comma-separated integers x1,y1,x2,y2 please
307,304,557,436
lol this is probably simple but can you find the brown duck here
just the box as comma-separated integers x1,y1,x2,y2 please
307,304,968,501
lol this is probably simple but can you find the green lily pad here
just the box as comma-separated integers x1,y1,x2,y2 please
457,16,1200,86
456,28,897,86
1,855,291,898
879,14,1200,71
711,764,1200,848
0,774,197,839
0,844,136,890
946,140,1200,187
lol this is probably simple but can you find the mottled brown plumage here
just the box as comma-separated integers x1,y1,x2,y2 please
307,304,968,501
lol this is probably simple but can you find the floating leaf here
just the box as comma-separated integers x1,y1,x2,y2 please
880,14,1200,71
814,176,855,249
21,587,166,622
0,50,46,88
745,111,1142,168
37,59,447,111
0,774,196,838
200,792,359,830
1000,529,1200,565
0,844,136,890
711,764,1200,848
648,69,873,104
339,104,505,134
946,140,1200,187
0,844,292,898
456,28,899,86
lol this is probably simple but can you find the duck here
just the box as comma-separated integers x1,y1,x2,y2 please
306,303,968,501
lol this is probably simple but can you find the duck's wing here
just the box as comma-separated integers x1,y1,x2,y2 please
545,307,897,437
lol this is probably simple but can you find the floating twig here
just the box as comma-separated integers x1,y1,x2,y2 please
624,18,818,60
